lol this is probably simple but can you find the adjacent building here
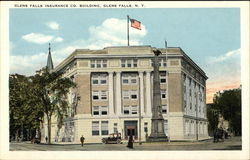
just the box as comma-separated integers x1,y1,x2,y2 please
41,45,209,143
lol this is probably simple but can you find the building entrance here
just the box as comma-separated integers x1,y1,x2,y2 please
124,121,138,140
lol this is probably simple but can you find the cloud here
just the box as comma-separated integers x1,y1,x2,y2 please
208,48,240,63
54,37,64,42
22,33,54,44
50,17,148,66
46,21,60,30
10,52,47,76
205,48,241,103
11,18,147,75
86,18,147,49
22,33,63,44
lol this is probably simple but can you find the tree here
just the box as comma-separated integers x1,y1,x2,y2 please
213,88,241,135
9,74,27,141
9,68,76,143
9,74,44,141
206,104,219,136
31,69,76,144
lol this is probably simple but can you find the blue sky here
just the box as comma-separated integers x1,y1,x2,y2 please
9,8,241,102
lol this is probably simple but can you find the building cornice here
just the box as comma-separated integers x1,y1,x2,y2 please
54,46,208,80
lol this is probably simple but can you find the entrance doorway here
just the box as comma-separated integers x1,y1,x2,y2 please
124,121,138,140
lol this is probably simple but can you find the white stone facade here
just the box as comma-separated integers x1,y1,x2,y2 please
41,46,209,143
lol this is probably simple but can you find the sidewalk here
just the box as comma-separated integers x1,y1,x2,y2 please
40,137,213,146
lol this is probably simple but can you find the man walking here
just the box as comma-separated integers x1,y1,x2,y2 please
80,135,85,147
127,135,133,149
45,136,48,144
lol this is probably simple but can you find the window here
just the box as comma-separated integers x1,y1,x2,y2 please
121,60,126,67
131,105,138,114
134,59,138,67
184,85,187,94
127,59,132,67
102,60,107,68
164,120,168,136
144,122,148,133
91,60,95,68
93,106,99,115
185,120,189,135
160,72,166,83
92,91,108,101
199,122,203,134
131,78,137,84
121,59,138,68
92,73,107,85
96,60,101,68
92,121,99,135
123,90,138,100
130,74,137,84
162,58,167,67
189,121,191,134
122,79,129,84
92,74,99,84
100,79,107,84
123,105,130,114
200,92,203,102
101,121,109,135
92,106,108,116
131,90,138,100
123,105,138,115
122,91,130,100
114,123,118,133
92,91,99,100
101,106,108,115
161,90,167,99
183,74,186,82
162,105,167,114
122,73,138,84
190,103,192,110
101,91,108,100
184,101,187,112
160,77,166,83
93,79,98,84
90,60,107,68
191,120,195,134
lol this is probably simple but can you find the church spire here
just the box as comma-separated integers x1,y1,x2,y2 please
46,43,54,71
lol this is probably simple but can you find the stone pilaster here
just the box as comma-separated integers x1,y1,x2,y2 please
139,71,145,115
115,72,122,116
108,72,114,115
145,71,152,115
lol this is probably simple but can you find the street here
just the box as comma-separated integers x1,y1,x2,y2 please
9,136,241,151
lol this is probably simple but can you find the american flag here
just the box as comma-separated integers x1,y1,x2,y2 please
130,19,141,30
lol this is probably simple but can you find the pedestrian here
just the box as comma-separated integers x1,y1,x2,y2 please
45,136,48,143
80,135,85,147
127,135,133,149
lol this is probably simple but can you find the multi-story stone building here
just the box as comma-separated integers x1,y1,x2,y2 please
41,45,209,143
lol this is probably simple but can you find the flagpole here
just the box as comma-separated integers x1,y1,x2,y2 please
127,15,130,46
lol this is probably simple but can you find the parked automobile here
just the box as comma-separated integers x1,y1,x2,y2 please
102,133,122,144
